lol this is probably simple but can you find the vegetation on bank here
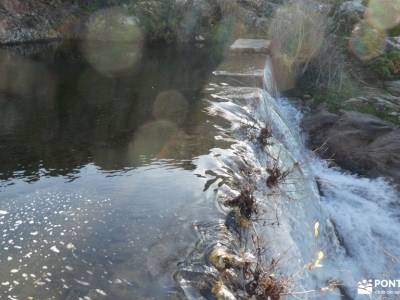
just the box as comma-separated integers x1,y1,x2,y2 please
370,50,400,80
264,0,400,125
130,0,185,44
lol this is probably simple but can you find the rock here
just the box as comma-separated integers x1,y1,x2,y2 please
339,0,365,18
342,95,400,123
302,109,339,134
303,109,400,183
386,36,400,51
344,95,400,112
337,0,365,34
385,80,400,96
0,0,84,44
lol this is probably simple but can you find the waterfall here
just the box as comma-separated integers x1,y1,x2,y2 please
177,57,400,300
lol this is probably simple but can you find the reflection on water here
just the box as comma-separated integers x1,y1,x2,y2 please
0,164,218,300
0,42,225,299
0,42,223,183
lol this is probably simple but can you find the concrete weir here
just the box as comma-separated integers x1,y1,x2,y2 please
212,39,271,88
177,38,349,300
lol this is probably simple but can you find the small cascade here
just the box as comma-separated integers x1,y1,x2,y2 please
176,39,400,300
277,97,400,295
176,40,338,299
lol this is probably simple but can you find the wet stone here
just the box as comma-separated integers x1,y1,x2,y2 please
211,39,270,87
229,39,271,54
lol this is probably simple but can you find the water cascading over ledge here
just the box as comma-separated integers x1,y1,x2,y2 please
175,39,345,300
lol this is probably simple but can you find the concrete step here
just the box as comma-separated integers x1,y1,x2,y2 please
229,39,271,54
211,39,271,87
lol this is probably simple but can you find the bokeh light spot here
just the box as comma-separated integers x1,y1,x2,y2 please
82,7,143,76
349,21,387,61
129,120,179,160
153,90,188,125
366,0,400,31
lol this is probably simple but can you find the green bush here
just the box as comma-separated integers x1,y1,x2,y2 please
388,24,400,36
131,0,183,44
313,74,361,111
77,0,124,13
370,50,400,80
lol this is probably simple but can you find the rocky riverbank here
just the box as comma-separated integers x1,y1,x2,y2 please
0,0,85,44
0,0,281,45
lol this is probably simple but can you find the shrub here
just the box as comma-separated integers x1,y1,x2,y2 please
370,50,400,80
268,2,326,70
267,1,328,91
388,24,400,37
132,0,183,44
77,0,128,13
313,73,361,111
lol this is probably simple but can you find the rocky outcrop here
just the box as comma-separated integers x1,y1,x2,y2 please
303,109,400,184
0,0,85,44
342,94,400,123
386,36,400,52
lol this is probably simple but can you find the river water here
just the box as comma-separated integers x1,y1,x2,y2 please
0,41,227,300
0,41,399,300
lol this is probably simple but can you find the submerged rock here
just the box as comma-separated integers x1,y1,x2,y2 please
303,109,400,183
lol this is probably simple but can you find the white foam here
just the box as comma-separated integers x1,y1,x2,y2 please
50,246,60,253
276,96,400,281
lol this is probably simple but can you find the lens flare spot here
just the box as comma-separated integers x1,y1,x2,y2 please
153,90,188,125
129,120,179,160
82,7,143,76
349,21,386,61
366,0,400,31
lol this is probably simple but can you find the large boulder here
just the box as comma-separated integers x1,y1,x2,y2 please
303,109,400,183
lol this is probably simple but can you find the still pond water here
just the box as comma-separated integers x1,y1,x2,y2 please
0,41,226,300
